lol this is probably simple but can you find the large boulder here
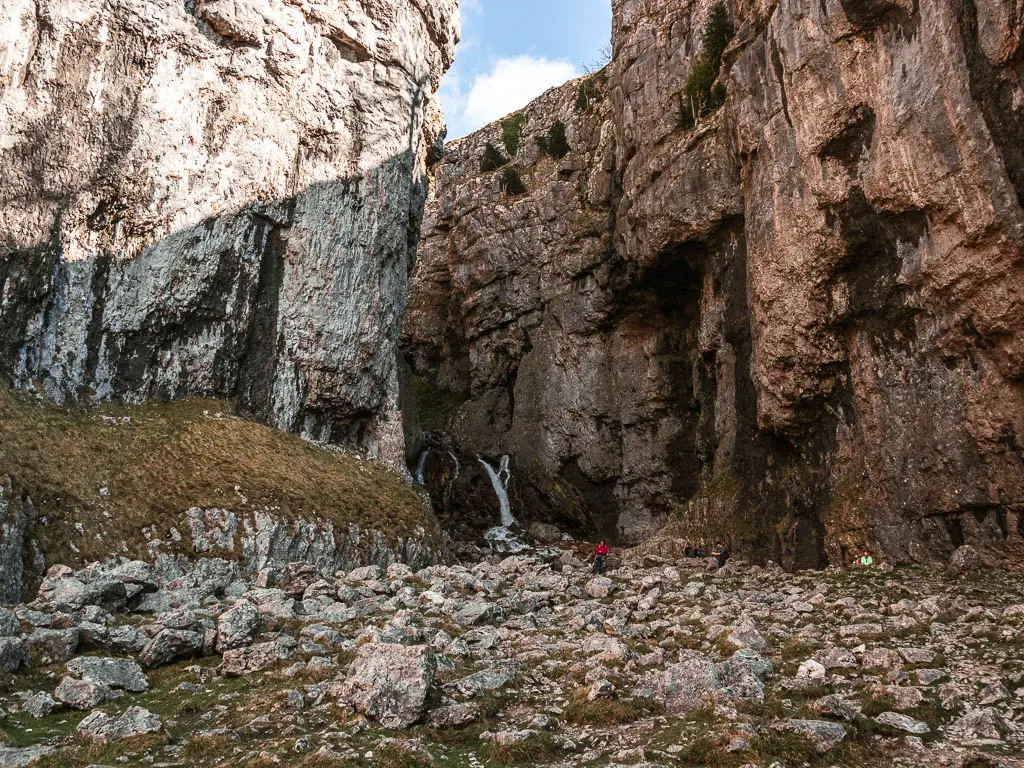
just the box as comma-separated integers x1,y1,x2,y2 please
637,650,722,713
66,656,148,693
337,643,436,728
139,628,204,668
216,600,261,652
77,706,162,744
947,545,982,575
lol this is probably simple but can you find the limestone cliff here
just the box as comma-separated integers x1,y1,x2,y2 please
404,0,1024,567
0,0,458,467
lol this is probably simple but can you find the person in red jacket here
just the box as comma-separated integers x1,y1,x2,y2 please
594,540,609,575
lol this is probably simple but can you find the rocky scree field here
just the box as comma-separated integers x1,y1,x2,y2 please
0,544,1021,767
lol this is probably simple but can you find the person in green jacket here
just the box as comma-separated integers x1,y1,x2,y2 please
859,550,874,566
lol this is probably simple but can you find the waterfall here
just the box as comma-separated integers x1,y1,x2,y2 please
415,448,430,485
477,455,516,528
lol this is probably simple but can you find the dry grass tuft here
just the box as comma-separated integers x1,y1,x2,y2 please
0,387,438,570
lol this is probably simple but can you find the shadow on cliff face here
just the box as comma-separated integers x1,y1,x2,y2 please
0,150,424,458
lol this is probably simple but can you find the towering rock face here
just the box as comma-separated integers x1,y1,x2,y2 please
0,0,459,465
404,0,1024,567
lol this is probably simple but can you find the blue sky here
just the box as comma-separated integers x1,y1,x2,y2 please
440,0,613,139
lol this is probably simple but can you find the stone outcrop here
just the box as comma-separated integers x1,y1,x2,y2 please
403,0,1024,566
0,0,459,466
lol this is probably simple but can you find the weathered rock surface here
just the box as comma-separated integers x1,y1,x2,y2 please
0,0,459,470
403,0,1024,566
77,705,162,744
337,642,437,728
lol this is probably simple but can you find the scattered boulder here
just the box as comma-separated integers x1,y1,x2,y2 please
796,659,827,680
426,702,480,728
25,628,79,665
774,719,848,753
216,599,261,652
451,667,518,698
139,628,204,668
337,643,436,728
77,705,162,744
811,694,861,721
0,607,21,637
638,650,721,713
66,656,148,692
585,577,616,599
12,691,57,718
0,636,26,672
54,676,116,710
220,637,296,676
0,746,55,767
952,707,1012,741
947,545,982,575
874,711,931,734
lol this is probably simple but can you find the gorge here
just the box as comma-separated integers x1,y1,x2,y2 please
1,2,1024,767
1,0,1023,576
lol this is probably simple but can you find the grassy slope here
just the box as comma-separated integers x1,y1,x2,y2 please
0,387,437,567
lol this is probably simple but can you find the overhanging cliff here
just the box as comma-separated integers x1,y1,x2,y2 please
0,0,459,468
403,0,1024,567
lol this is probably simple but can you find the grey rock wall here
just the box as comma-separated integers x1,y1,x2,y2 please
0,0,459,466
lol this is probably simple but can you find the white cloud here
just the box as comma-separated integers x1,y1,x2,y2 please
442,55,579,139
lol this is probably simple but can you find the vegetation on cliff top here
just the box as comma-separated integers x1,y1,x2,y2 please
499,166,527,196
680,2,734,128
0,387,437,567
575,68,608,113
536,120,570,158
500,114,527,156
479,142,509,173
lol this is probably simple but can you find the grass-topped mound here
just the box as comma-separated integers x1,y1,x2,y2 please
0,387,438,567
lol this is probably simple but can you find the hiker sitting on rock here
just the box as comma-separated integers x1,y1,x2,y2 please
859,550,873,566
683,542,692,558
712,540,728,569
594,540,609,575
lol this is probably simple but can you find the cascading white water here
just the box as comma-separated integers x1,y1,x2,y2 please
415,448,430,485
477,454,529,553
478,455,516,527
